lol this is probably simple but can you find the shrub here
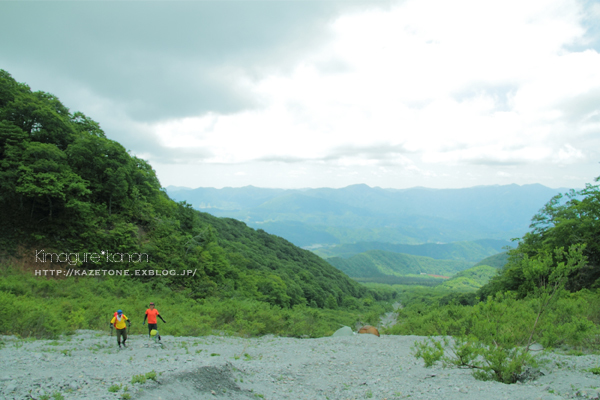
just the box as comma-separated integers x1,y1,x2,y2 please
108,384,121,393
131,374,146,385
413,245,590,384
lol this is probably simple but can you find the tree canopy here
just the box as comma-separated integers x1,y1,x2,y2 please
479,177,600,298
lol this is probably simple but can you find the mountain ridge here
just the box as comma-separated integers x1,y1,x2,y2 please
167,184,566,247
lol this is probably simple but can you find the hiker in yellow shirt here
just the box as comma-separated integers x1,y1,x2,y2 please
109,309,131,349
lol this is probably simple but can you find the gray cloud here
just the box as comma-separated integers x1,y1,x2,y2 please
0,1,385,122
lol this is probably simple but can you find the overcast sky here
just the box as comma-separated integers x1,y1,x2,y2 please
1,0,599,190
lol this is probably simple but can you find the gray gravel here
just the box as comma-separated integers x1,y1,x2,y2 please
1,330,600,399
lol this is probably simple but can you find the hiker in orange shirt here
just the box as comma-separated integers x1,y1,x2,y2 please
143,302,166,341
109,309,131,349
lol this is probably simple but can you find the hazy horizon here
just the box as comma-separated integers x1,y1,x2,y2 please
165,181,577,191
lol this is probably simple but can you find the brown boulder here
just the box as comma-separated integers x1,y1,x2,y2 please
358,325,380,337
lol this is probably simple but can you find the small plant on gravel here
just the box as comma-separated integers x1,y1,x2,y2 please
145,370,157,381
121,393,131,400
589,367,600,375
108,384,122,392
61,349,72,356
51,392,64,400
131,374,147,385
412,337,445,367
211,353,220,356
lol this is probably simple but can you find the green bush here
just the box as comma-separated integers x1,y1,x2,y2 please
411,245,595,384
130,374,146,385
108,384,121,393
412,337,445,367
144,371,157,381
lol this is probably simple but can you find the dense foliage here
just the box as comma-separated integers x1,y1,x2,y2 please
406,246,599,383
0,266,386,339
479,179,600,298
0,70,390,317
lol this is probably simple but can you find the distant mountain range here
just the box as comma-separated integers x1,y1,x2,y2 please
166,184,567,248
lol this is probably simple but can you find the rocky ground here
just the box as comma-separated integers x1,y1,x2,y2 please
1,330,600,400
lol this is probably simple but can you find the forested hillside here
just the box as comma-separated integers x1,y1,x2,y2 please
473,251,510,269
0,69,382,312
439,265,499,291
327,250,470,280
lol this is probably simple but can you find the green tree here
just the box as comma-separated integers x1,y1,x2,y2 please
70,111,106,138
66,135,133,216
16,142,89,220
481,177,600,297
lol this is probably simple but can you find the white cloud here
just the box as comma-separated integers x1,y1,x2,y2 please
148,0,597,178
556,144,585,163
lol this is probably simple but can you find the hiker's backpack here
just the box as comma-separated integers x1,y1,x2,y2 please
112,311,123,328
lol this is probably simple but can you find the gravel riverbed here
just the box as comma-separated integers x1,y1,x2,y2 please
1,330,600,400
